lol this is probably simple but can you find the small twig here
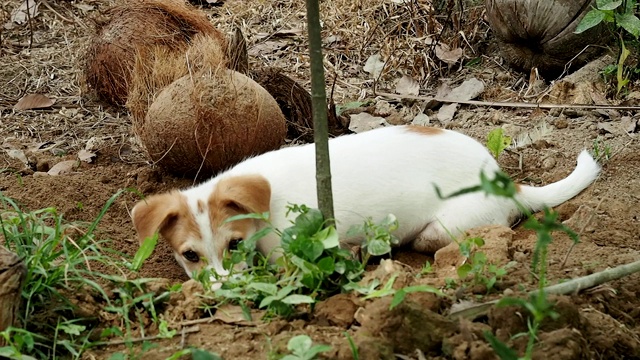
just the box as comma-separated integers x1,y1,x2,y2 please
93,326,200,346
25,0,34,49
560,198,605,269
375,91,640,111
41,0,74,24
179,316,216,327
449,258,640,320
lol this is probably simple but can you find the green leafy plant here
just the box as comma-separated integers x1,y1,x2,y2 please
486,128,512,159
456,237,513,293
212,205,366,318
280,335,331,360
592,137,612,162
575,0,639,94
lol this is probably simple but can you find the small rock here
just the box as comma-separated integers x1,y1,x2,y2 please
543,156,557,170
621,116,638,133
412,113,430,126
503,288,514,296
314,293,360,328
437,103,458,124
385,112,407,125
555,118,569,129
33,171,49,177
374,100,394,117
513,251,527,262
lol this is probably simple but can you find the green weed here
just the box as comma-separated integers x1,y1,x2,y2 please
280,335,331,360
575,0,640,95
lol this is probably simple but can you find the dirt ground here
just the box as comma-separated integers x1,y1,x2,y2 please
1,0,640,359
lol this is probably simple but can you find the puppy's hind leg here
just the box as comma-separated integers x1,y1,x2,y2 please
411,195,509,253
411,220,459,253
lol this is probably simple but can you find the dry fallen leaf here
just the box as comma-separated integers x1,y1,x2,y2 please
48,160,77,176
212,304,262,326
14,94,55,111
5,149,28,164
10,0,40,25
435,44,463,65
363,54,385,78
348,112,389,133
78,150,96,163
395,75,420,96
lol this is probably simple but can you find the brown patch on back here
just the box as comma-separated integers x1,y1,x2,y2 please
406,125,444,136
131,191,201,252
208,174,272,259
515,183,522,193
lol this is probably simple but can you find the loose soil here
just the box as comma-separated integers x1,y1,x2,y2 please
1,0,639,359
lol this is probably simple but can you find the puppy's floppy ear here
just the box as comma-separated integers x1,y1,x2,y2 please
131,192,183,244
214,175,271,215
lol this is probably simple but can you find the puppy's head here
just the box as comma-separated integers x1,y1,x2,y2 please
131,175,271,278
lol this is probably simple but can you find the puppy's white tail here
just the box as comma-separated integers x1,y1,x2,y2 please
517,150,601,212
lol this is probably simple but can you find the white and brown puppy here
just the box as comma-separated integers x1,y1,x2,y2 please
131,125,600,279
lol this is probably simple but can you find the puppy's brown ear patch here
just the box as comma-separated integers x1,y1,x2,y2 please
131,192,186,244
213,175,271,215
406,125,444,136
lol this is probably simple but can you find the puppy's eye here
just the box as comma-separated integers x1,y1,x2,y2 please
182,250,200,263
229,238,243,251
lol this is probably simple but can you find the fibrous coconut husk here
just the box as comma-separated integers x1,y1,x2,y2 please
83,0,225,107
136,68,287,178
249,67,349,141
127,34,228,127
485,0,609,79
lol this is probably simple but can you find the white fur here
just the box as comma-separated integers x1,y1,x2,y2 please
176,125,600,276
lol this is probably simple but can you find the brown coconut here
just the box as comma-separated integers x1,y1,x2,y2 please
485,0,610,78
83,0,225,106
137,69,287,178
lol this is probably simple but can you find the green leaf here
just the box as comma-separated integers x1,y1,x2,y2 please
192,348,223,360
247,282,278,295
486,128,511,158
318,226,339,249
457,263,472,279
575,9,606,33
366,238,392,256
288,335,313,353
243,226,273,251
306,344,334,359
294,208,325,234
224,212,270,223
615,13,640,37
317,256,335,274
281,294,315,305
596,0,622,10
336,101,368,116
390,285,445,309
58,323,85,336
484,331,519,360
130,233,158,271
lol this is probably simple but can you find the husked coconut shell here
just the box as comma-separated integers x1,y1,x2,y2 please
137,69,287,178
485,0,609,78
83,0,225,106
